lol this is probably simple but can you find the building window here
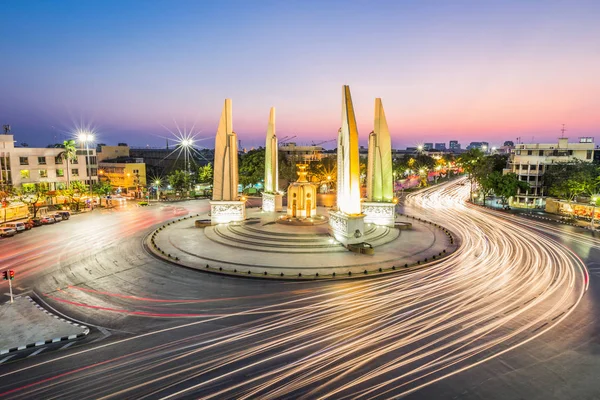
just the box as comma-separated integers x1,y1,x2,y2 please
72,158,78,164
528,176,536,181
38,156,46,165
91,168,97,176
20,170,30,179
516,150,521,155
72,168,79,176
527,150,533,156
568,150,573,156
89,156,97,165
538,150,543,156
39,170,48,178
19,157,28,165
56,169,64,177
530,165,537,170
55,156,63,164
587,150,593,159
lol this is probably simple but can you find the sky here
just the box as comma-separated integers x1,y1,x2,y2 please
1,0,599,150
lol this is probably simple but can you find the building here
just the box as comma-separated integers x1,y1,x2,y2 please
97,145,147,197
466,141,490,151
449,140,461,151
128,146,212,177
279,142,327,162
423,143,434,150
0,133,97,191
503,137,595,207
434,143,446,151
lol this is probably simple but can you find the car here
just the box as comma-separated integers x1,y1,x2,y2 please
52,213,63,222
56,211,71,220
2,222,26,232
0,227,17,237
173,206,189,216
29,218,43,227
40,216,56,224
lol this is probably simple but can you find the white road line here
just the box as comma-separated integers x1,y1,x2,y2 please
60,342,74,350
27,348,45,357
0,355,15,364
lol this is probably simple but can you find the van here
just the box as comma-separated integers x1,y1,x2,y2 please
3,222,26,232
56,211,71,220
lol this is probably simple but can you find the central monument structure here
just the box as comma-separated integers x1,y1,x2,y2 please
262,107,283,212
363,98,396,226
210,99,246,224
328,85,366,245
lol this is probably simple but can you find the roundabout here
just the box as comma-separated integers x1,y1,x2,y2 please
147,204,457,279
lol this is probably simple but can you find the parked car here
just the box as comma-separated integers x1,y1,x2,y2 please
52,213,63,222
0,227,17,237
29,218,43,227
2,222,26,232
40,216,56,224
56,211,71,220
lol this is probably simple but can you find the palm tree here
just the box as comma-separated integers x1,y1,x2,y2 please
58,139,77,189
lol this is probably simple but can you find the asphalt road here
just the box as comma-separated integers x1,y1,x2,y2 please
0,183,597,399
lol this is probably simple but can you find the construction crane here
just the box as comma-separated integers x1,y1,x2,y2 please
279,135,297,145
311,139,336,146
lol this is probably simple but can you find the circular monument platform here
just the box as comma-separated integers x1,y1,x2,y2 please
147,205,457,279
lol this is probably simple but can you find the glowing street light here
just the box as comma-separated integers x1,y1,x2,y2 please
77,131,95,200
154,179,162,202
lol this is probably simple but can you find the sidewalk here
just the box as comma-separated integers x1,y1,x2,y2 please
0,296,89,355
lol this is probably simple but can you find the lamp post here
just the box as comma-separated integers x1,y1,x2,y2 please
154,179,161,202
180,139,193,194
77,131,94,205
591,196,598,230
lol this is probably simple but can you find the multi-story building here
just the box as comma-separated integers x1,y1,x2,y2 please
434,143,446,151
279,142,326,162
129,146,212,177
97,145,147,197
466,141,489,151
449,140,461,151
0,133,97,191
423,143,434,150
503,137,595,207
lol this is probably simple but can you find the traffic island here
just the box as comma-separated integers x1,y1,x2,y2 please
0,296,89,355
146,210,459,280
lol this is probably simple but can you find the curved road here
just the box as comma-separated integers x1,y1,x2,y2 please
0,180,596,399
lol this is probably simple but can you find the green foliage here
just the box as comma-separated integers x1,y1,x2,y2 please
92,181,112,196
495,173,529,203
167,170,190,191
544,161,599,201
16,183,49,218
239,148,265,188
58,139,78,187
198,163,213,184
308,156,337,189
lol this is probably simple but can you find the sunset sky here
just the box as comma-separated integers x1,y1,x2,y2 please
1,0,599,149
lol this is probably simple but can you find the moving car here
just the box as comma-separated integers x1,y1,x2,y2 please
0,227,17,237
2,222,26,232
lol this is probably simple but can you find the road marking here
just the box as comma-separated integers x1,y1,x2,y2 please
60,342,74,350
28,348,45,357
0,355,15,364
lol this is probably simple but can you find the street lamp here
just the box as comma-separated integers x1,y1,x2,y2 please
77,131,94,204
591,196,598,230
154,179,161,202
180,138,193,194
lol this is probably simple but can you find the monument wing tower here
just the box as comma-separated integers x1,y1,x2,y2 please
262,107,282,212
212,98,238,201
367,98,393,202
210,99,245,224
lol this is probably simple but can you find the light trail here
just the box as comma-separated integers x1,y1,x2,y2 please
0,179,587,399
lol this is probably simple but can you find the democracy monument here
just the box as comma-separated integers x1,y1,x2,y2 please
148,85,456,278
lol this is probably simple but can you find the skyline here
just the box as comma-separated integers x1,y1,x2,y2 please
2,0,599,148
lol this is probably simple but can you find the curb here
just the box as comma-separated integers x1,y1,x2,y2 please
145,214,458,281
0,296,90,355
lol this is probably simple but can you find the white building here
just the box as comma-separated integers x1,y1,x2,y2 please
503,137,595,207
0,134,98,190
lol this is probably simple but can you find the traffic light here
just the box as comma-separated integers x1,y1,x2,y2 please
9,270,14,280
2,271,7,280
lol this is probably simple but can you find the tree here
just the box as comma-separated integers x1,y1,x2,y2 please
544,161,599,202
494,173,530,205
308,156,337,192
57,140,77,188
239,148,265,188
167,170,190,192
198,163,213,184
93,181,112,197
16,184,48,218
61,181,88,211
